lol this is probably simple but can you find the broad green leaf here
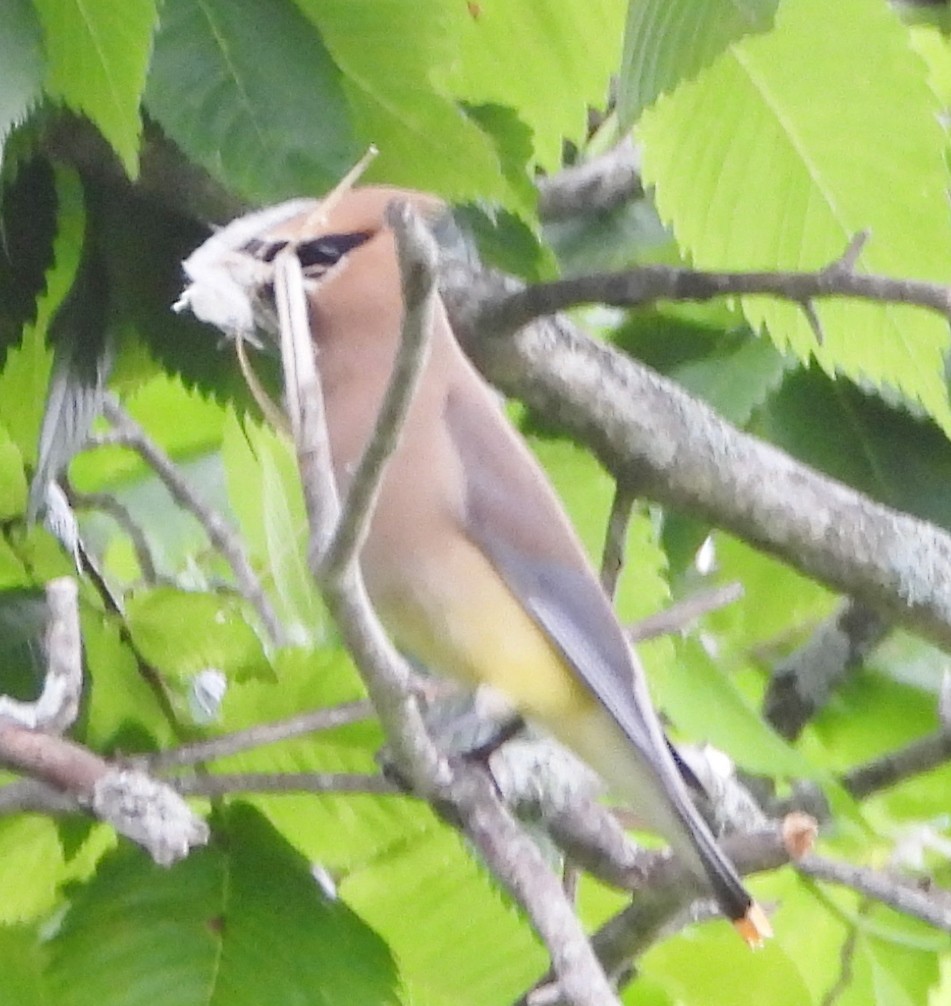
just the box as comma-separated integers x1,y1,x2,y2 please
212,648,434,870
0,816,64,923
812,666,938,789
708,533,836,657
147,0,358,204
616,317,792,427
342,825,544,1006
0,0,44,162
125,587,269,682
655,636,813,778
47,805,402,1006
618,0,780,127
910,25,951,109
639,0,951,433
0,537,30,589
449,0,626,171
33,0,157,176
641,893,815,1006
221,412,324,645
0,924,45,1004
294,0,509,202
71,374,226,492
0,421,27,518
755,368,951,533
836,924,945,1006
80,608,174,751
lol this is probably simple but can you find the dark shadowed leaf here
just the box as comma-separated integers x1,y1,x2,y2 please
146,0,358,203
47,804,401,1005
618,0,780,127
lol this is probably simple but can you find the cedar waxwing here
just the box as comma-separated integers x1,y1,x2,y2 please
177,186,770,946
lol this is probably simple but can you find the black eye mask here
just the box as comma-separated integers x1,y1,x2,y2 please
244,230,373,273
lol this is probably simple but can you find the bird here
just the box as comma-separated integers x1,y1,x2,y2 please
177,185,771,947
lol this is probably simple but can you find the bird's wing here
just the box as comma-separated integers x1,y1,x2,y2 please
444,384,683,778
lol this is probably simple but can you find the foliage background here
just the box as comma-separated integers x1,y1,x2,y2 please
1,0,951,1003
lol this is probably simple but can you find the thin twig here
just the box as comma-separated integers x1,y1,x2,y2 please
274,214,445,795
478,250,951,336
444,768,623,1006
172,770,398,798
100,398,287,647
842,729,951,800
0,578,83,733
518,825,797,1005
799,855,951,932
764,599,891,740
627,582,744,643
600,484,635,600
70,490,159,583
149,700,374,769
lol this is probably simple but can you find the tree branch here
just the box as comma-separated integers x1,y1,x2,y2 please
799,855,951,932
0,578,208,864
478,246,951,336
172,770,396,798
537,138,643,222
627,582,744,643
764,599,891,740
442,265,951,653
842,729,951,800
148,700,375,770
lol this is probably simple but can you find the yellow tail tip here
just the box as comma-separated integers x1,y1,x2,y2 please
734,902,772,948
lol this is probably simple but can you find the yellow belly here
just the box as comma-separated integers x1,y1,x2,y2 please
375,535,594,724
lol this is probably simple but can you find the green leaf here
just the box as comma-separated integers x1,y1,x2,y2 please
755,368,951,533
125,587,269,682
0,924,46,1004
146,0,359,203
449,0,626,171
618,0,780,127
47,804,402,1006
221,412,325,645
0,421,27,518
910,25,951,109
641,896,815,1006
295,0,509,201
639,0,951,433
80,608,174,751
342,825,544,1006
212,647,436,871
655,636,813,778
0,816,64,924
616,317,792,427
33,0,158,176
0,0,44,161
708,532,836,657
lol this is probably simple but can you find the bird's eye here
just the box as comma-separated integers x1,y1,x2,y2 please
297,230,373,269
244,237,288,263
